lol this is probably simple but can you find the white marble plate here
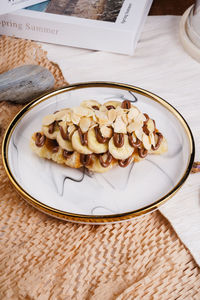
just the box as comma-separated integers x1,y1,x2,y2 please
2,82,194,224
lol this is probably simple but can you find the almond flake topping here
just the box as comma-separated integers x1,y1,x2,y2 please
122,113,128,125
149,132,155,147
71,113,80,125
79,117,91,133
81,100,100,108
127,107,139,121
108,109,117,123
115,106,124,117
104,101,121,108
72,106,93,117
95,110,108,125
147,119,155,133
42,114,55,126
135,112,146,123
143,134,151,150
100,125,113,138
113,116,127,133
130,132,137,143
67,125,76,139
135,129,143,141
127,121,143,133
99,105,108,113
54,110,69,121
64,111,72,123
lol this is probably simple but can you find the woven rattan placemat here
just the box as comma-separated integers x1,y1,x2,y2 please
0,36,200,300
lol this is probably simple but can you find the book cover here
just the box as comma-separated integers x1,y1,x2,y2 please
0,0,152,55
1,0,46,15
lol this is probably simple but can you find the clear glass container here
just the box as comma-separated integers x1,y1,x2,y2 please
180,1,200,62
187,1,200,49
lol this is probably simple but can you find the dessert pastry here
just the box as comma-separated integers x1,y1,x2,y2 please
30,99,168,173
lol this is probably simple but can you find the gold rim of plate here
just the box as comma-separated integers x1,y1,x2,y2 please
2,82,195,223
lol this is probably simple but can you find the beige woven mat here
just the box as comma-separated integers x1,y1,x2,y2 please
0,36,200,300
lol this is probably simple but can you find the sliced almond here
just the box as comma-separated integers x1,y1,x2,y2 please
79,117,91,133
81,100,100,108
64,111,72,123
127,122,135,133
127,107,139,121
122,113,128,125
149,132,155,147
113,116,127,133
100,125,113,138
135,112,146,123
104,100,121,108
95,110,108,125
130,132,137,143
100,105,107,113
143,134,151,150
68,124,76,139
71,113,80,125
54,110,69,121
127,121,143,133
135,129,143,141
72,106,93,117
147,119,155,133
91,112,98,123
108,109,117,123
42,114,55,126
115,106,124,117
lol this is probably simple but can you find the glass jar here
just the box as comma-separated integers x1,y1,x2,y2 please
180,2,200,62
187,1,200,49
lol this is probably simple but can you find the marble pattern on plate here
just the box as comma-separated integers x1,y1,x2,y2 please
7,87,189,216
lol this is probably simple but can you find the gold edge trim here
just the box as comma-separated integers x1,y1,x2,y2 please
2,81,195,223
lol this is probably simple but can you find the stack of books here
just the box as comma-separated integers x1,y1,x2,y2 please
0,0,153,55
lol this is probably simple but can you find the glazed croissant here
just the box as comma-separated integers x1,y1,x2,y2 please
30,99,167,173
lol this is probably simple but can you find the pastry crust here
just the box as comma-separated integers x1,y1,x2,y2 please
30,100,168,173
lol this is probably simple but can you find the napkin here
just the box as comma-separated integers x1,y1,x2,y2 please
41,15,200,265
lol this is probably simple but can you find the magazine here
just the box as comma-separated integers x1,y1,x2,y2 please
0,0,152,55
1,0,46,15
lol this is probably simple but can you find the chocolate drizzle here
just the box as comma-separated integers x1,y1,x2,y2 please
45,138,59,153
48,121,57,134
92,105,99,110
118,156,132,167
143,124,150,136
63,149,73,159
99,152,113,168
106,105,115,110
78,128,88,146
52,146,59,153
80,154,92,166
113,133,124,148
121,100,131,109
144,113,149,123
128,133,141,148
151,132,163,151
35,132,46,147
138,148,148,158
59,124,69,141
94,126,108,144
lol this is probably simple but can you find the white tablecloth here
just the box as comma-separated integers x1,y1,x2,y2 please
40,15,200,266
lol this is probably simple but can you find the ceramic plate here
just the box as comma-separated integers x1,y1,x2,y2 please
2,82,195,224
